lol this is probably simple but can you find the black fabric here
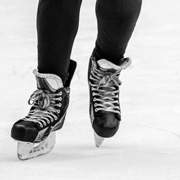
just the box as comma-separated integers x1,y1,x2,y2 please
37,0,142,82
94,0,142,65
37,0,82,84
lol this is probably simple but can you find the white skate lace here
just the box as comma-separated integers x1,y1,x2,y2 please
89,61,121,114
24,89,62,128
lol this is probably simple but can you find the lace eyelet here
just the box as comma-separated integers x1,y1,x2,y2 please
59,97,62,101
59,91,62,95
95,108,98,112
93,98,96,101
94,103,97,107
59,103,62,107
57,110,60,113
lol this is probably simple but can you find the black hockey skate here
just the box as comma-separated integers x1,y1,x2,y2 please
11,60,76,160
88,55,131,147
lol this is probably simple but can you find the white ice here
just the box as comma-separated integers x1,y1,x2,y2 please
0,0,180,179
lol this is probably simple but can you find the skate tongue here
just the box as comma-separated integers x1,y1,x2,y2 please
33,70,63,93
97,59,121,71
97,58,132,71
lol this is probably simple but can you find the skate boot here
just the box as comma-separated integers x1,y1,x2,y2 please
11,60,76,160
88,55,131,147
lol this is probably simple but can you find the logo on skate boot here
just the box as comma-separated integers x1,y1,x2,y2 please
35,127,49,142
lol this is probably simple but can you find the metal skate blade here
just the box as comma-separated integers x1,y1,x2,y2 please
17,132,56,160
94,133,104,148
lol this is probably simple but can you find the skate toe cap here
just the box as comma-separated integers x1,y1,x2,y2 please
93,122,120,138
11,121,38,142
93,112,120,138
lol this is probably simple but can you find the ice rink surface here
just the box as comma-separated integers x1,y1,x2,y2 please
0,0,180,179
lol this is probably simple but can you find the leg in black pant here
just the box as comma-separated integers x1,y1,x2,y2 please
94,0,142,65
37,0,82,84
88,0,142,144
11,0,83,160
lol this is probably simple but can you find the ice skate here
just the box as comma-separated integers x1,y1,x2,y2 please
11,60,76,160
88,54,131,147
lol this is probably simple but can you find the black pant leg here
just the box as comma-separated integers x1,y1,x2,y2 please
94,0,142,65
37,0,82,83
